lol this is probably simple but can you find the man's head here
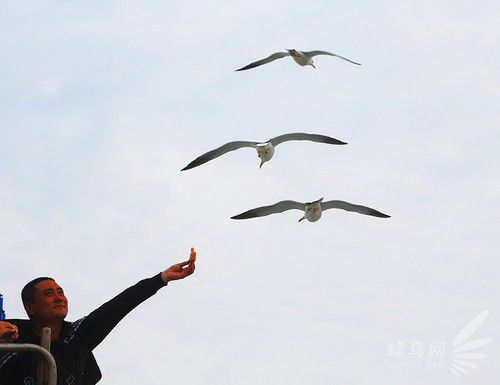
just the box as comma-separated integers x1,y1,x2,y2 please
22,277,68,322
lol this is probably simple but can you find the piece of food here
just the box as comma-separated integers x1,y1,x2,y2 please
189,247,197,262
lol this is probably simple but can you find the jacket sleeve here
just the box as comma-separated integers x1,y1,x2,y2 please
74,273,166,351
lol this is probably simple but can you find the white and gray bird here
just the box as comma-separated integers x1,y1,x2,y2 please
181,133,346,171
236,49,361,71
231,198,390,222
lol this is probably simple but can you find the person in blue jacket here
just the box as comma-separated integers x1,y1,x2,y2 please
0,248,197,385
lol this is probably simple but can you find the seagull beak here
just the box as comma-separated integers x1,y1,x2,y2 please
311,64,316,69
259,160,264,169
298,216,306,222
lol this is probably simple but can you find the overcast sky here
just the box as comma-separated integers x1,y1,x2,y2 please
1,1,499,384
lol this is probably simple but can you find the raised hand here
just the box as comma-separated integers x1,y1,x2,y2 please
161,248,197,284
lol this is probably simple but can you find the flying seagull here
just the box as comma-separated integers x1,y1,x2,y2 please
231,198,390,222
236,49,361,71
181,133,346,171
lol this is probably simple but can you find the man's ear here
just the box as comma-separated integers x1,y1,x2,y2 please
24,302,36,317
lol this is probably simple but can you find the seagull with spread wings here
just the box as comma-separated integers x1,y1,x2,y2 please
231,198,390,222
181,133,346,171
236,49,361,71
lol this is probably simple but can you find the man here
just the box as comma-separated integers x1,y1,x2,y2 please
0,248,196,385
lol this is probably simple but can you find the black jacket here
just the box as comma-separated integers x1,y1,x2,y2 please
0,274,166,385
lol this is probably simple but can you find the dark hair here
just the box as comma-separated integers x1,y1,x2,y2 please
21,277,55,305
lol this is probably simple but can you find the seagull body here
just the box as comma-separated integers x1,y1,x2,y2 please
181,133,346,171
231,198,390,222
236,49,361,71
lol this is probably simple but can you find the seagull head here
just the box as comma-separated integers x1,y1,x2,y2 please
308,58,316,69
256,143,275,168
299,198,324,222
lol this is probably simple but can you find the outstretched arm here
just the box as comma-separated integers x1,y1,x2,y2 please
74,248,197,351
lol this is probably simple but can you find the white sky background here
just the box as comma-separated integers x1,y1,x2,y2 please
1,1,499,384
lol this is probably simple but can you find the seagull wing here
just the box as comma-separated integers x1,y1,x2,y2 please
302,50,361,65
181,141,257,171
231,200,305,219
322,200,390,218
269,133,347,147
235,52,291,71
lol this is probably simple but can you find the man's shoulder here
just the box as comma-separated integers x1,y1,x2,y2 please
4,319,30,330
62,317,88,344
3,319,34,344
6,318,83,327
4,319,28,324
6,319,76,331
65,317,87,331
5,318,87,342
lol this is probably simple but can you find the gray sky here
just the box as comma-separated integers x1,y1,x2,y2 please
1,1,499,384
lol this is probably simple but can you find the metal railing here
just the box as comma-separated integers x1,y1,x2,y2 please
0,327,57,385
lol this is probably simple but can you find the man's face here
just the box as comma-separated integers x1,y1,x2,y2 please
25,280,68,321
